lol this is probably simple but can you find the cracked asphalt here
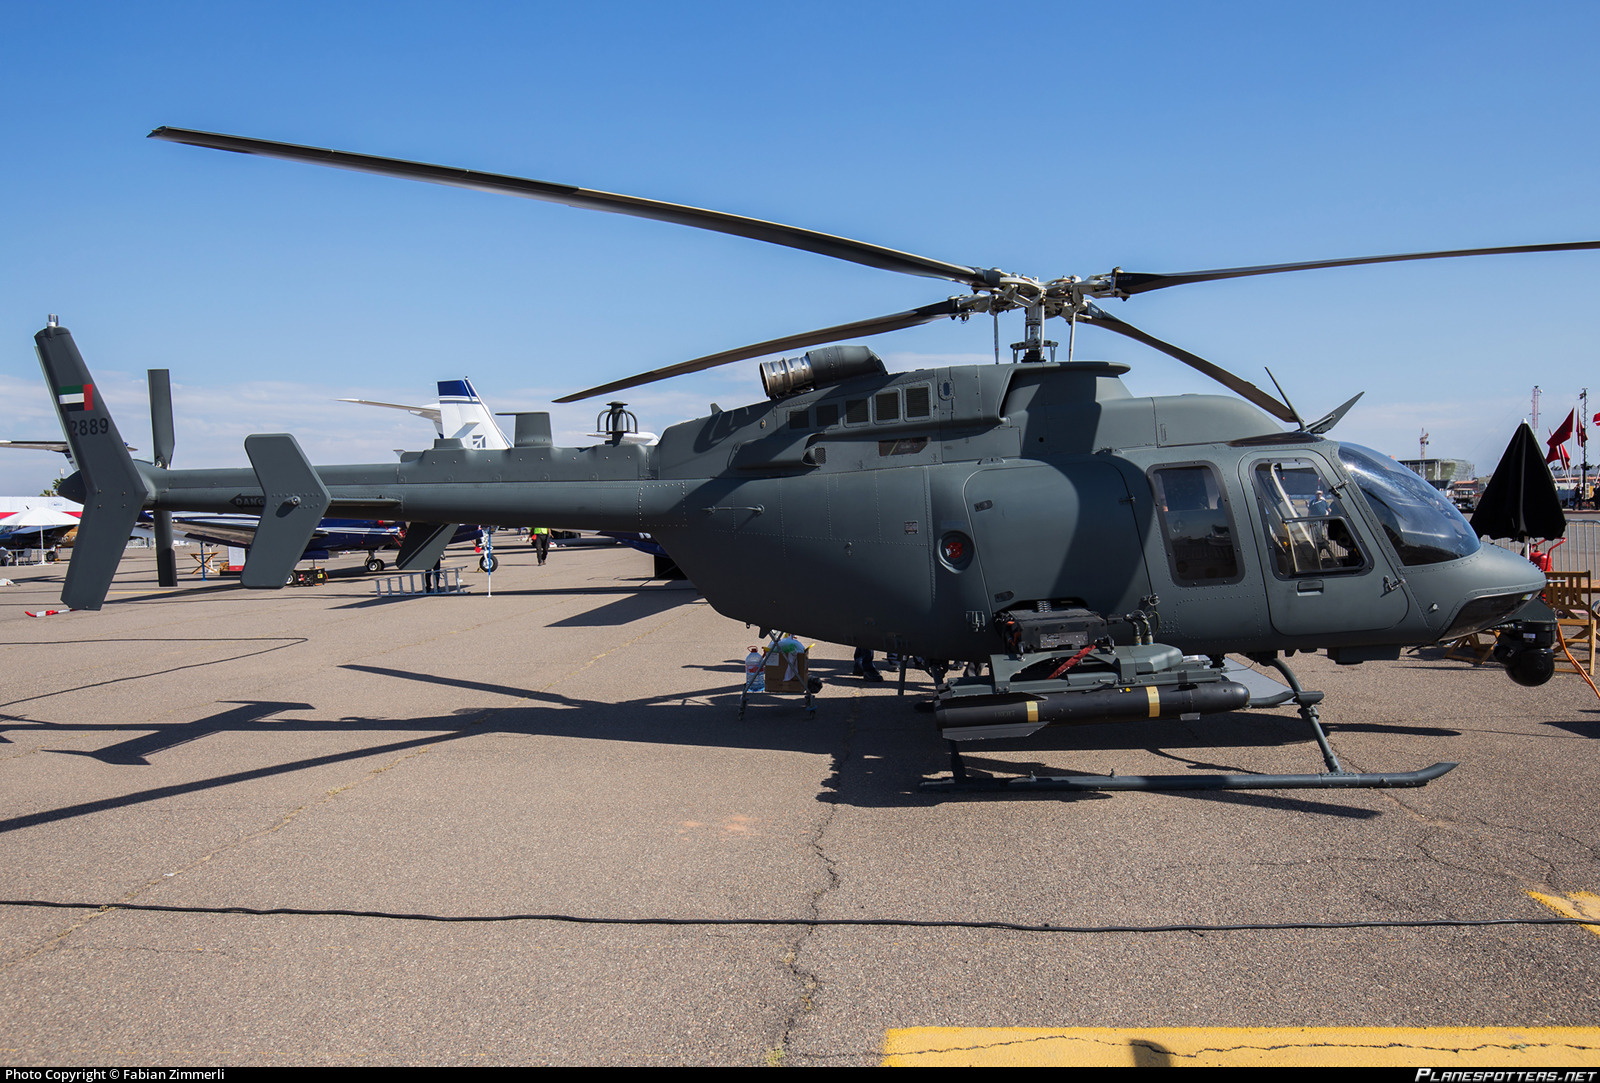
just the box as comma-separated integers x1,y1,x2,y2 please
1,545,1597,1066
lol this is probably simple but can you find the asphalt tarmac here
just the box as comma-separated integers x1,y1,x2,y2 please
1,544,1597,1066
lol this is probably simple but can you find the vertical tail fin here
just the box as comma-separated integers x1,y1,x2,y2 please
35,323,151,610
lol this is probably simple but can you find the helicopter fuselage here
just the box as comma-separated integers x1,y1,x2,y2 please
124,356,1542,663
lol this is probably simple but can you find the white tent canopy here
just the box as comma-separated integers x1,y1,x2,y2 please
0,507,79,564
3,508,79,529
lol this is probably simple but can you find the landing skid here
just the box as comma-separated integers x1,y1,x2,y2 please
924,751,1457,793
922,654,1459,794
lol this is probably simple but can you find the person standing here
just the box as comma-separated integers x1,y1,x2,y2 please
853,647,882,682
532,526,550,565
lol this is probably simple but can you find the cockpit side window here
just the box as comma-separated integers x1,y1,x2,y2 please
1252,457,1367,578
1151,464,1243,585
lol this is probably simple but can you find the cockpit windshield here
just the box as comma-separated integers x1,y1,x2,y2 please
1336,443,1480,565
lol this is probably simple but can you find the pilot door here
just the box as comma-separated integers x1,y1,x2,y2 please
963,461,1154,621
1239,451,1408,638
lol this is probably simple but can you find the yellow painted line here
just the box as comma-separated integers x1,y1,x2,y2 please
881,1027,1600,1067
1529,890,1600,938
1146,685,1159,717
1025,700,1038,724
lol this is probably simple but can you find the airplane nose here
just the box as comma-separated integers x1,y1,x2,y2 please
1434,542,1546,640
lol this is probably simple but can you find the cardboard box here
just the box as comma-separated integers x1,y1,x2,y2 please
765,651,809,694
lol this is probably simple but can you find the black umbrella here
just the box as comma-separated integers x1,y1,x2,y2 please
1470,423,1567,542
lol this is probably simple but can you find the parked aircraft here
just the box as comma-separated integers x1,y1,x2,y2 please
341,378,511,451
148,512,403,573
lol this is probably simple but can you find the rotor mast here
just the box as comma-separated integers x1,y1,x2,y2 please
1009,304,1058,364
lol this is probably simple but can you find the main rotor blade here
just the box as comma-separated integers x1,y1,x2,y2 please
149,127,988,287
553,297,969,403
1111,240,1600,295
1079,303,1297,423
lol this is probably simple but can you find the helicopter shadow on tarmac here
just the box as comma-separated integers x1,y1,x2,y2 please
0,635,310,723
0,662,1393,833
1543,716,1600,737
0,679,860,835
0,702,483,836
546,584,700,628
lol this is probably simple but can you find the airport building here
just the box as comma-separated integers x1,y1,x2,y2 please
1399,457,1475,488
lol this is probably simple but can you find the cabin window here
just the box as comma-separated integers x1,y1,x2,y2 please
814,402,839,427
845,398,869,425
1251,458,1367,578
874,390,900,422
788,408,809,430
1151,465,1243,585
905,385,932,419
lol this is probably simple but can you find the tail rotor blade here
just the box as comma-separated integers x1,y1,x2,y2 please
147,369,176,586
148,369,174,468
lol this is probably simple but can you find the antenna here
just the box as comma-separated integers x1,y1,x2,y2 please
1263,368,1306,429
596,401,639,447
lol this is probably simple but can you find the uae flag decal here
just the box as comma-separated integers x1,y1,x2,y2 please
58,384,94,412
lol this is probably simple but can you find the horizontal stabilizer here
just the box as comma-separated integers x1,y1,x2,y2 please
396,521,458,571
241,434,331,588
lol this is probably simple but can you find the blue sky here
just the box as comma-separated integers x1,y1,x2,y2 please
3,1,1597,494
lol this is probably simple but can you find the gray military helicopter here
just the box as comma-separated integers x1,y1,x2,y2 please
36,128,1580,793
